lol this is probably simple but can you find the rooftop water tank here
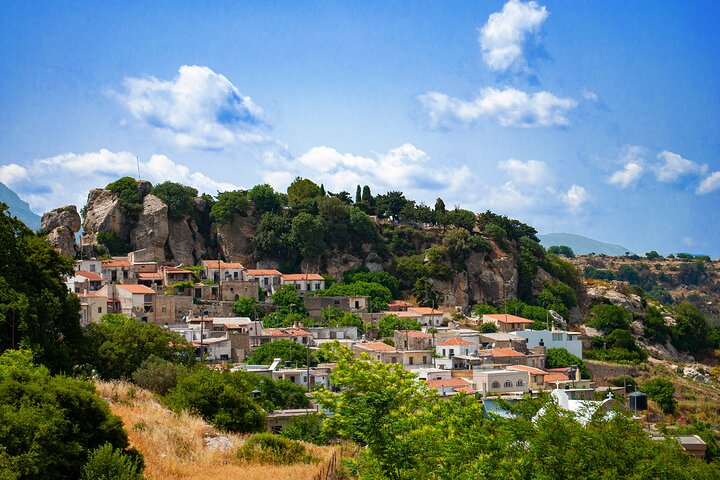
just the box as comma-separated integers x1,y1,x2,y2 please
629,391,648,411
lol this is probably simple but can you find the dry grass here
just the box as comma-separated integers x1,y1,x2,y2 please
95,381,341,480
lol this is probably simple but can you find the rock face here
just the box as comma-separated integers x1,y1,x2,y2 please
326,253,363,280
168,217,203,265
41,206,81,257
586,282,643,313
129,194,169,262
217,215,258,264
83,189,125,238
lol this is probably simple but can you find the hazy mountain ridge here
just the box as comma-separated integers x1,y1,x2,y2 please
538,232,633,256
0,182,41,230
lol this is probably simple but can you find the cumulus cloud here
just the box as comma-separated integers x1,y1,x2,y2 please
697,171,720,195
0,164,29,186
419,87,577,128
480,0,549,73
608,162,643,189
264,143,472,201
582,89,599,101
562,184,589,213
654,150,707,182
114,65,268,150
498,158,551,185
7,149,238,213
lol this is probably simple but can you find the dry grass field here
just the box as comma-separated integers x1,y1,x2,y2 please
95,381,343,480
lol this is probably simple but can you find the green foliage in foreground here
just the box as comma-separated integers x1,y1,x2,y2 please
80,443,144,480
642,377,677,414
237,433,316,465
544,348,590,380
314,348,720,480
0,350,140,479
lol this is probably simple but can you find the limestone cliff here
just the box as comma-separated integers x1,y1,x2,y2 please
41,205,81,257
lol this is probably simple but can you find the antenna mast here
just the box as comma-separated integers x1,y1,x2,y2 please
136,156,141,180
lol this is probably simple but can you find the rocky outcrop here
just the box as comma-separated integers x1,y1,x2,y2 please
217,215,258,264
41,205,81,257
82,189,125,240
326,253,363,280
167,217,204,265
129,194,169,262
586,282,643,313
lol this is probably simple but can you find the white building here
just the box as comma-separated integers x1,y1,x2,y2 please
281,273,325,292
513,329,583,358
473,369,530,395
245,269,282,294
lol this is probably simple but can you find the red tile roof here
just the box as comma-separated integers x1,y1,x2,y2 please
408,307,444,315
356,341,397,352
483,313,535,324
246,269,282,276
262,328,290,337
75,270,102,281
507,365,547,375
453,386,476,393
385,311,422,318
163,267,193,274
102,259,132,268
427,378,471,389
398,330,432,339
488,348,525,358
137,272,163,280
202,260,245,269
388,300,411,307
282,273,324,281
116,284,156,294
544,373,571,383
284,328,312,337
438,337,474,346
78,293,105,298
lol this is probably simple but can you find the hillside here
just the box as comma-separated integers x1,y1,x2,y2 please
94,381,343,480
0,181,40,230
43,176,584,313
538,232,633,256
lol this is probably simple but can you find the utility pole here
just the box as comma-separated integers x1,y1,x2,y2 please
200,309,208,362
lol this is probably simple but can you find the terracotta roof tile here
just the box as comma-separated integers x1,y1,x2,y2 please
398,330,432,339
408,307,444,315
544,373,571,383
488,348,525,357
483,313,535,324
427,378,471,389
507,365,547,375
202,260,245,269
282,273,324,281
75,270,102,281
356,341,397,352
438,337,474,346
246,269,282,276
116,284,156,294
102,259,132,268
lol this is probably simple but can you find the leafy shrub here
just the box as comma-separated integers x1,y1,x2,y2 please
642,378,676,414
246,340,314,368
106,177,144,218
589,304,631,334
131,356,186,395
237,433,316,465
232,296,257,319
320,307,364,329
545,348,590,379
248,183,283,214
97,230,132,256
211,190,249,225
378,314,421,338
81,443,144,480
318,281,392,312
280,413,328,445
151,181,198,219
478,322,498,333
344,269,401,299
472,303,499,316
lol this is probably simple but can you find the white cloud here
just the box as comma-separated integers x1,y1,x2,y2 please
0,164,29,186
562,184,589,213
498,158,551,185
8,149,238,213
608,162,643,189
114,65,268,150
655,150,707,182
419,87,577,128
264,143,472,201
697,171,720,195
480,0,549,73
582,89,598,101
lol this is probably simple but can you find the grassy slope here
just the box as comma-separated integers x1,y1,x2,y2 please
95,381,340,480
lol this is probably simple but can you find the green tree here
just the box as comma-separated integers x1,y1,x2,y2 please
272,284,308,315
290,212,327,257
671,302,710,353
248,183,283,215
589,304,631,334
106,177,144,218
245,340,313,367
0,350,135,479
151,181,198,219
164,367,266,433
210,190,249,225
81,443,143,480
377,314,421,338
547,245,575,257
355,185,362,203
318,281,392,312
645,250,662,260
545,347,590,379
287,177,322,209
375,191,408,220
82,315,193,380
0,204,83,372
434,197,447,227
642,377,676,414
131,355,186,395
344,269,401,298
320,307,363,329
232,296,257,319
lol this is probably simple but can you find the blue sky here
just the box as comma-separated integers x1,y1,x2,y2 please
1,1,719,254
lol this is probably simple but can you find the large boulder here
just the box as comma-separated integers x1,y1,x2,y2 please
83,189,125,235
586,282,643,313
130,194,169,261
41,205,81,233
326,253,363,280
167,218,197,265
47,226,77,257
216,215,258,264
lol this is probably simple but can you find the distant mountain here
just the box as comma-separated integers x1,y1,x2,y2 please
538,233,633,257
0,182,41,230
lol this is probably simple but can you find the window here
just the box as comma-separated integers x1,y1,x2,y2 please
552,333,563,342
315,282,321,290
233,272,238,279
264,278,268,285
354,301,360,309
391,357,397,363
423,356,427,364
409,357,414,365
295,284,300,290
516,380,524,387
491,381,500,389
90,265,96,272
449,348,455,358
504,380,513,388
161,306,167,313
97,307,102,313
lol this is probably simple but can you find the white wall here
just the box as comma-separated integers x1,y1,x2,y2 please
513,330,583,358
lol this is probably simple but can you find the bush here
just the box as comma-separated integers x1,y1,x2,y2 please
81,443,144,480
232,296,257,319
378,314,421,338
318,281,392,312
589,304,631,334
545,348,590,379
211,190,249,225
131,356,186,395
280,413,328,445
246,340,314,367
106,177,144,218
478,322,498,333
237,433,316,465
97,230,132,256
642,378,676,414
0,350,133,479
164,368,267,433
151,181,198,219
